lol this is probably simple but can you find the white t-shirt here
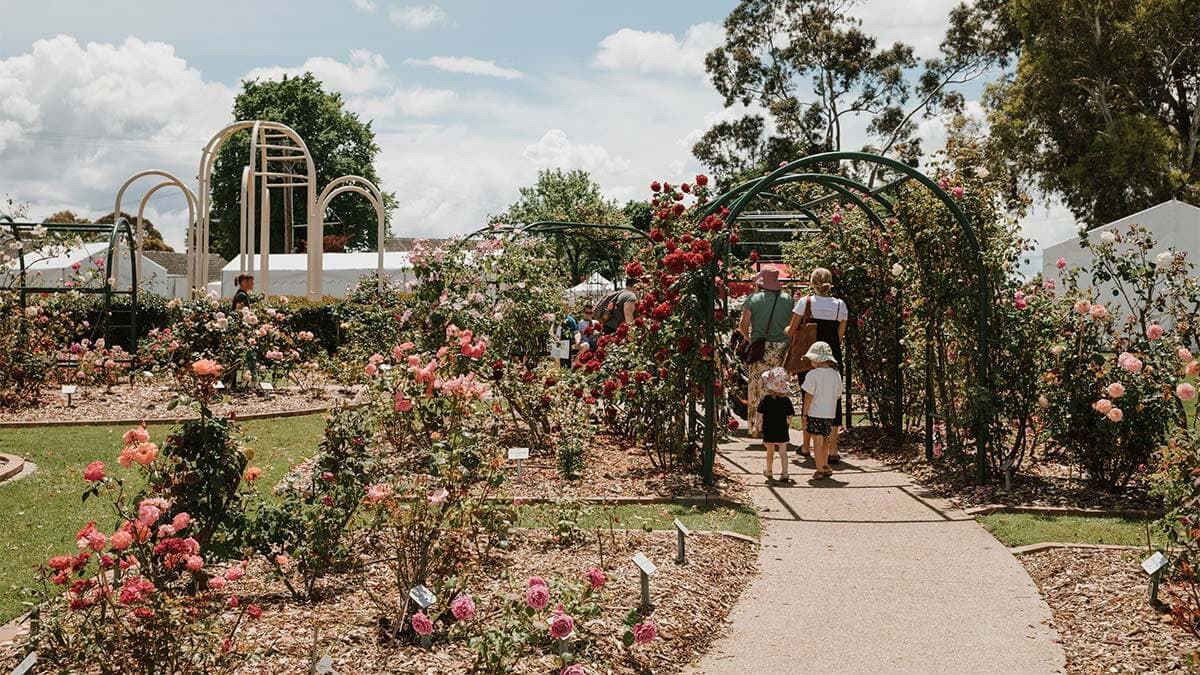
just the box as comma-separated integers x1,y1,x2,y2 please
801,367,843,419
793,295,848,321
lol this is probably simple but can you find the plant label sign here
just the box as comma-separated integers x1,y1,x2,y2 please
673,518,691,537
409,584,436,609
549,339,571,360
60,385,77,395
213,381,226,390
507,447,530,461
1142,551,1168,575
259,382,274,392
632,553,657,576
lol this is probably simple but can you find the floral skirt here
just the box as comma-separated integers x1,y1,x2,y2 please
747,342,788,436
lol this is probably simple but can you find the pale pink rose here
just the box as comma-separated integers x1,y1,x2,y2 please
1105,382,1126,398
123,426,150,445
1123,357,1144,373
1106,407,1124,422
171,513,190,531
225,566,246,581
526,584,550,610
561,666,585,675
275,554,290,566
156,525,176,539
633,620,657,644
366,483,393,503
451,594,476,620
137,503,162,526
1089,304,1108,319
1177,383,1197,401
1147,324,1165,340
411,611,433,636
1188,360,1200,377
1180,348,1194,363
585,567,606,590
429,487,449,504
1073,299,1091,315
208,576,227,590
1056,257,1067,270
1093,398,1113,414
185,556,204,572
364,363,378,377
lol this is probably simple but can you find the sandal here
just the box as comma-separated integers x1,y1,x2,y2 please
762,471,774,482
829,455,841,464
779,474,795,484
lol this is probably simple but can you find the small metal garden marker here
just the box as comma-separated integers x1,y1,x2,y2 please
314,655,337,674
508,447,529,481
1142,551,1169,607
60,384,76,407
632,552,657,612
409,584,436,648
213,380,225,390
674,518,690,565
259,381,274,397
11,651,36,675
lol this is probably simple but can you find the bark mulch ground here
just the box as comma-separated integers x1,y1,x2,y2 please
227,530,756,674
842,427,1160,512
0,380,366,424
1021,547,1200,673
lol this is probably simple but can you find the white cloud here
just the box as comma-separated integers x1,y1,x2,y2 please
0,35,233,249
523,129,630,173
243,50,391,95
851,0,960,59
389,5,448,30
593,22,724,76
351,0,377,12
406,56,524,80
348,87,456,119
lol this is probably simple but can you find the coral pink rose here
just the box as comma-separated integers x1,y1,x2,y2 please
208,576,227,590
1106,407,1124,422
244,466,263,482
123,426,150,445
1188,360,1200,377
185,556,204,572
192,359,222,377
83,461,106,482
1180,348,1195,363
411,611,433,636
526,584,550,610
1073,299,1091,315
1147,324,1165,340
171,513,190,531
225,565,246,581
393,391,413,412
128,442,157,467
1089,304,1108,319
1177,383,1197,401
633,620,657,644
451,594,476,621
1093,398,1113,414
585,567,606,590
366,483,393,503
1105,382,1126,398
275,554,290,566
548,607,575,640
109,530,133,550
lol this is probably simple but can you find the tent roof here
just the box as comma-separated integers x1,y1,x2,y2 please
221,252,412,273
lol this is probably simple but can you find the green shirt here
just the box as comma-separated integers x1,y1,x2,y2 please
745,290,792,343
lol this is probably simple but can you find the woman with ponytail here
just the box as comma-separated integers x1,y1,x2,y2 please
787,267,847,462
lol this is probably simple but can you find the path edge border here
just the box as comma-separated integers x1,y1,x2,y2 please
0,454,25,483
965,503,1162,519
0,403,367,429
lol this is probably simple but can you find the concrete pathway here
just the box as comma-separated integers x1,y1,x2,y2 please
688,436,1066,674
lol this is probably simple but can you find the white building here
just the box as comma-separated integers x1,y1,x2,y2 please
220,252,415,298
1,240,175,297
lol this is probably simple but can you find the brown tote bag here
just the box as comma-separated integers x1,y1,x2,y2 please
784,295,818,374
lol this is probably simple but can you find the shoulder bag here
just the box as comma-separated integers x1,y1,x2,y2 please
784,295,818,374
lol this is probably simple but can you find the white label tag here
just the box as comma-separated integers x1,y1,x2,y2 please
549,339,571,360
1142,551,1168,575
409,584,436,609
259,382,274,391
674,517,691,537
632,552,657,576
508,447,530,461
60,385,77,395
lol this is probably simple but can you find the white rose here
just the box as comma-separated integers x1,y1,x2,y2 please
973,167,990,179
891,263,904,277
1100,231,1117,244
1156,251,1174,272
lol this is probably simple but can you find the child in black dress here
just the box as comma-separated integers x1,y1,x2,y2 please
757,366,796,483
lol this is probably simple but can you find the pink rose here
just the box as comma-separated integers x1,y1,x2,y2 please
1056,257,1067,270
561,666,586,675
185,556,204,571
1089,304,1108,319
1177,383,1197,401
138,503,162,526
451,594,476,621
952,186,965,198
109,530,133,550
123,426,150,445
411,611,433,636
364,363,378,377
366,483,393,503
83,461,106,482
208,576,227,590
633,620,657,644
1105,382,1126,398
1106,407,1124,422
394,391,413,412
526,584,550,610
548,607,575,640
1073,299,1091,315
1188,360,1200,377
527,576,548,589
225,566,246,581
275,554,290,566
157,524,176,539
429,487,449,504
584,567,606,590
1179,348,1194,363
1093,398,1113,414
1147,324,1165,340
171,513,190,531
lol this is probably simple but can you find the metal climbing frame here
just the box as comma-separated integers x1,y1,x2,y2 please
2,215,141,353
696,152,992,485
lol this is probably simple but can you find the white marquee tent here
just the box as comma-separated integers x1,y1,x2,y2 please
567,272,613,301
1,240,173,297
221,252,414,298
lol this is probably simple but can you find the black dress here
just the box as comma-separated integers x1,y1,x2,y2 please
795,296,846,421
757,395,796,443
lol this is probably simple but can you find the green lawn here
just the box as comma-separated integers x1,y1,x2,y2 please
0,414,327,623
517,501,760,540
978,512,1165,548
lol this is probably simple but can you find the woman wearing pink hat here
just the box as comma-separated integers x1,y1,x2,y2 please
739,265,793,438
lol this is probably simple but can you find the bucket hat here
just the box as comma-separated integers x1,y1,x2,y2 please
804,341,837,364
761,366,791,394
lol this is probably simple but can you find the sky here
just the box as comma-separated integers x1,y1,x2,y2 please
0,0,1075,267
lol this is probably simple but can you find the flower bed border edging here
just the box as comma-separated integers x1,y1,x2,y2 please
965,504,1162,520
1008,542,1148,555
0,403,365,429
0,454,24,483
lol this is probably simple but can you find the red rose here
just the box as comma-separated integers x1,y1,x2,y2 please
650,181,661,192
728,418,739,430
681,182,691,193
695,174,709,186
672,203,685,216
624,261,644,279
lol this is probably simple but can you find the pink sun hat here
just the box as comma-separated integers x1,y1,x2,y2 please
761,366,791,395
755,264,784,291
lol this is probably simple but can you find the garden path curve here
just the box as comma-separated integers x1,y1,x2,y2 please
688,435,1066,674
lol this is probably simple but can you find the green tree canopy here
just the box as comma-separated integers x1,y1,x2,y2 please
492,169,629,285
209,74,393,259
696,0,992,186
975,0,1200,227
95,211,174,252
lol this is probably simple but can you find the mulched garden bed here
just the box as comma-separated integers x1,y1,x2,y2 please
220,530,755,673
501,434,749,503
1020,547,1199,672
843,427,1161,512
0,380,367,425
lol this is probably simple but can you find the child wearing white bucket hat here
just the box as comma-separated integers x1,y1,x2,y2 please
757,366,796,483
801,341,843,479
